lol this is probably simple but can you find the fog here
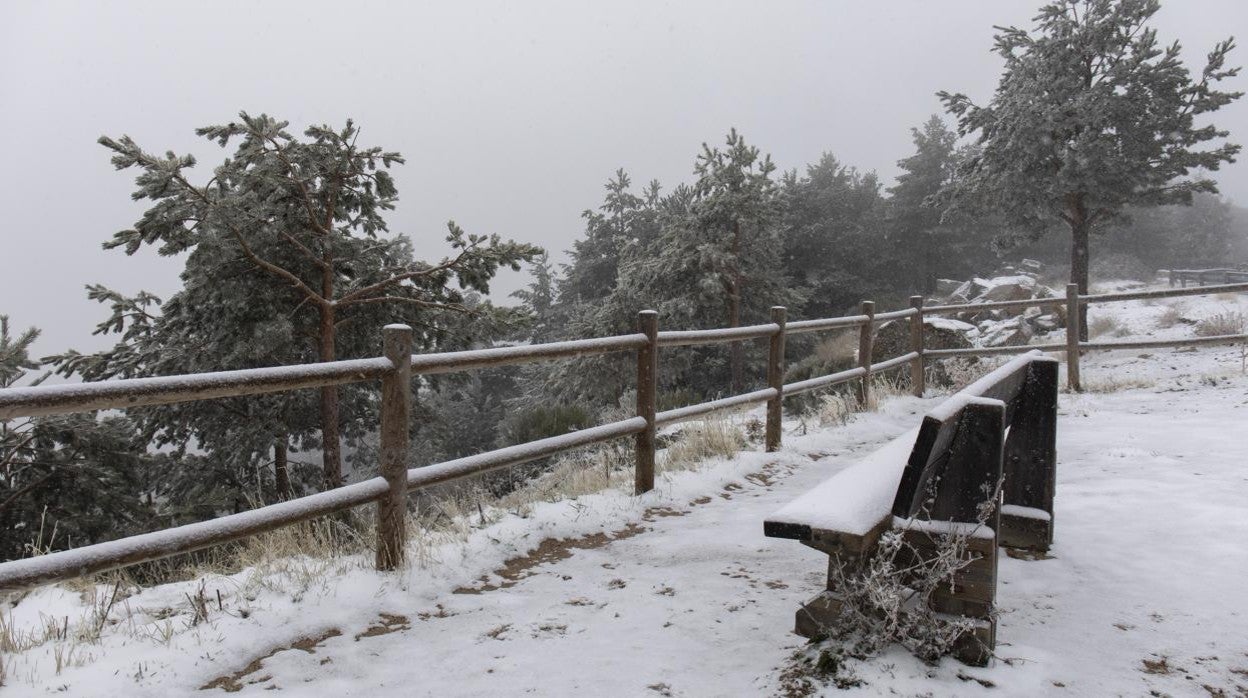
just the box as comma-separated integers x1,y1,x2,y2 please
2,0,1245,358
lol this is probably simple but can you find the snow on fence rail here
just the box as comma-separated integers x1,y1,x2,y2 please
1,282,1245,592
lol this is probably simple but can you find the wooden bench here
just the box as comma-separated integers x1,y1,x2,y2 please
764,351,1058,666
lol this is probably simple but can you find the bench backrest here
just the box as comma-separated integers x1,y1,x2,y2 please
891,351,1059,524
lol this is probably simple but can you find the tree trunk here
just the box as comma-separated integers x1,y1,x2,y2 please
1068,203,1091,342
318,302,343,490
274,437,291,500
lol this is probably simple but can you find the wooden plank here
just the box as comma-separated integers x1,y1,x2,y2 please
910,295,925,397
375,325,412,571
928,400,1006,524
766,306,787,452
890,414,960,519
1000,360,1058,550
857,301,875,407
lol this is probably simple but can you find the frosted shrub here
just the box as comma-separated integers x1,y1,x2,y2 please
817,526,984,663
811,486,999,666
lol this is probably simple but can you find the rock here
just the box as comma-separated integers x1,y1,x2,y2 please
949,278,992,303
979,275,1040,302
979,317,1035,347
1031,314,1063,333
873,316,975,362
935,278,963,297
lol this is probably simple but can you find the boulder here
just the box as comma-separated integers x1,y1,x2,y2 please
934,278,963,297
949,278,992,303
873,316,976,362
979,275,1040,303
978,317,1035,347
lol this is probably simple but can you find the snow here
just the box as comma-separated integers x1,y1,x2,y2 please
982,274,1038,290
5,279,1248,696
1000,504,1051,521
766,427,919,536
926,316,977,333
892,517,996,541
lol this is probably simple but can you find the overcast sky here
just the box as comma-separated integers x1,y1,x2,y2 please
2,0,1246,359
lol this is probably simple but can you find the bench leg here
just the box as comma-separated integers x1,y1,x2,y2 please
999,510,1053,552
795,590,848,640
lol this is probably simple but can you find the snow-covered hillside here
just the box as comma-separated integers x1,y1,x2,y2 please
4,281,1248,697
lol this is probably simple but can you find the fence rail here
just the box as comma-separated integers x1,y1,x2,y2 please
2,280,1246,592
916,282,1248,374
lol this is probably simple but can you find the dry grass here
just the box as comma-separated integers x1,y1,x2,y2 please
1088,315,1122,338
0,409,757,683
1195,311,1246,337
803,373,909,429
662,419,746,473
1156,304,1186,329
814,392,855,427
815,331,858,364
1078,375,1157,394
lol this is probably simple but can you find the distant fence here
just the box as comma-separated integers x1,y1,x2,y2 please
1169,268,1248,287
1,281,1246,592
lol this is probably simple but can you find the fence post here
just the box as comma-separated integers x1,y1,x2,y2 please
376,323,412,571
1168,269,1176,287
1064,284,1082,393
857,301,875,408
635,310,659,495
765,306,787,453
909,295,925,397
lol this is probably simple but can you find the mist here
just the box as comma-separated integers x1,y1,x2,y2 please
2,0,1245,358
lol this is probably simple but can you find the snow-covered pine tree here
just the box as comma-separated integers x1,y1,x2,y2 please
511,252,558,343
1,316,153,560
635,129,793,393
777,153,882,320
939,0,1242,337
96,113,540,489
886,116,1000,294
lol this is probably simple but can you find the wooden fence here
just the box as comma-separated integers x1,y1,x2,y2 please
1169,267,1248,287
1,281,1245,592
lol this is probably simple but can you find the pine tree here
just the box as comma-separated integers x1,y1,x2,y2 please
643,129,791,392
777,153,882,318
1,317,153,560
511,252,557,343
96,113,540,489
559,170,663,306
939,0,1242,337
887,116,1000,293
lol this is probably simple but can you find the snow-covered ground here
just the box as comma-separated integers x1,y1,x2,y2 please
5,280,1248,697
